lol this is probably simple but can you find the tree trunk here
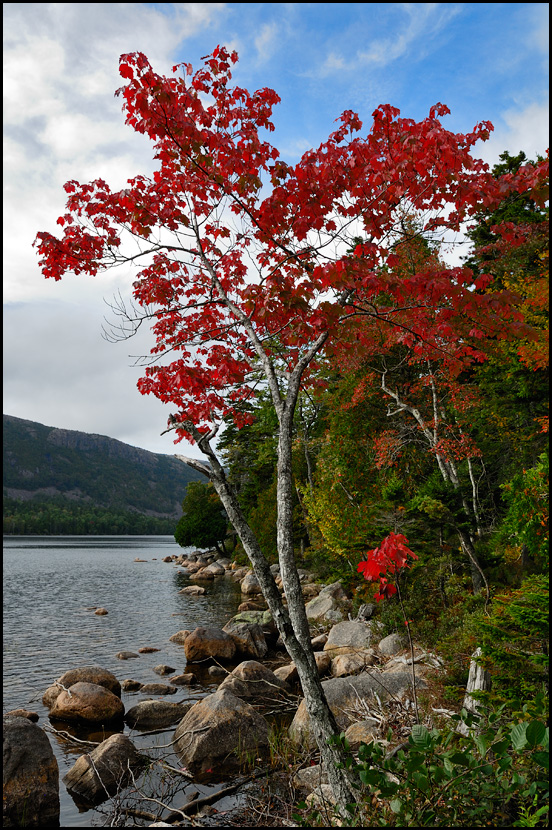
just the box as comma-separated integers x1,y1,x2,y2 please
175,432,358,814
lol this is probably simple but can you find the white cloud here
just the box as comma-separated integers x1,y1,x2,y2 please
2,299,189,456
318,2,462,76
3,3,224,455
254,22,279,62
476,100,550,166
526,2,549,58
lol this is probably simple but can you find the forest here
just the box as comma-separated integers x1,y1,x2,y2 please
175,146,548,709
34,46,548,824
2,496,176,535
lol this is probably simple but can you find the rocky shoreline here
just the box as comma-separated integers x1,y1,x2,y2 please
3,548,446,827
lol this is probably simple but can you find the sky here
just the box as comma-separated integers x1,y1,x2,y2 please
3,2,549,458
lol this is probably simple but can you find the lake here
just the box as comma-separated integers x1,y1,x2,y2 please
3,535,247,827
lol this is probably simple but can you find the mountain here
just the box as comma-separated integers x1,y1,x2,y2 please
3,414,204,520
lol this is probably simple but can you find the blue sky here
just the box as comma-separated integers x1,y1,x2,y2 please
3,3,549,456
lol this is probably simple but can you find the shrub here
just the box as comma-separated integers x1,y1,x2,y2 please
295,703,549,827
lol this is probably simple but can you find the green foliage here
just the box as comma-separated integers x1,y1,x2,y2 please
174,481,228,552
471,574,549,711
496,453,549,570
296,703,549,827
248,478,278,560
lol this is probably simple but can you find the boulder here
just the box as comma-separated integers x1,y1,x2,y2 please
179,585,205,595
301,583,321,599
169,630,191,645
378,633,407,655
319,581,348,600
49,682,124,724
184,562,204,573
138,647,160,653
4,709,39,722
139,683,177,696
42,685,63,709
344,718,380,750
191,568,215,580
230,567,249,580
230,610,278,641
305,784,337,810
116,651,140,660
184,627,236,663
293,764,329,790
208,665,229,680
94,608,108,615
313,651,332,674
203,561,225,576
121,679,143,692
273,663,298,685
311,633,328,648
240,573,263,595
3,715,60,827
222,620,268,659
237,600,266,612
218,660,289,698
323,620,375,656
153,665,176,676
168,674,194,686
273,652,331,686
289,671,426,747
125,700,192,729
305,593,341,623
174,689,269,772
63,733,143,804
331,649,376,677
56,666,122,697
43,667,121,709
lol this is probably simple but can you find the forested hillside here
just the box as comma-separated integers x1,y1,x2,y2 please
3,415,203,534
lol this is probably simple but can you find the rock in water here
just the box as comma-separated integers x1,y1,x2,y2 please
49,682,124,724
125,700,192,729
174,689,269,773
63,733,143,804
42,666,121,710
183,626,236,662
3,715,60,827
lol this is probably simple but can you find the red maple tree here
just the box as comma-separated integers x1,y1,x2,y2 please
34,47,548,810
358,532,419,601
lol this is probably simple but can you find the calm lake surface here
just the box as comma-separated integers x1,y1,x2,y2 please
3,535,246,827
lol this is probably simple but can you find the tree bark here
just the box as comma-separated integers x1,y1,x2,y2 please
175,419,358,814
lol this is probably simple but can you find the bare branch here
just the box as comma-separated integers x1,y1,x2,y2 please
174,454,212,478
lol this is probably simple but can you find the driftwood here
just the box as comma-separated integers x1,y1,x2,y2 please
121,773,259,825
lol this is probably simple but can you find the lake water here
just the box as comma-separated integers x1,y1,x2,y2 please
3,535,247,827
